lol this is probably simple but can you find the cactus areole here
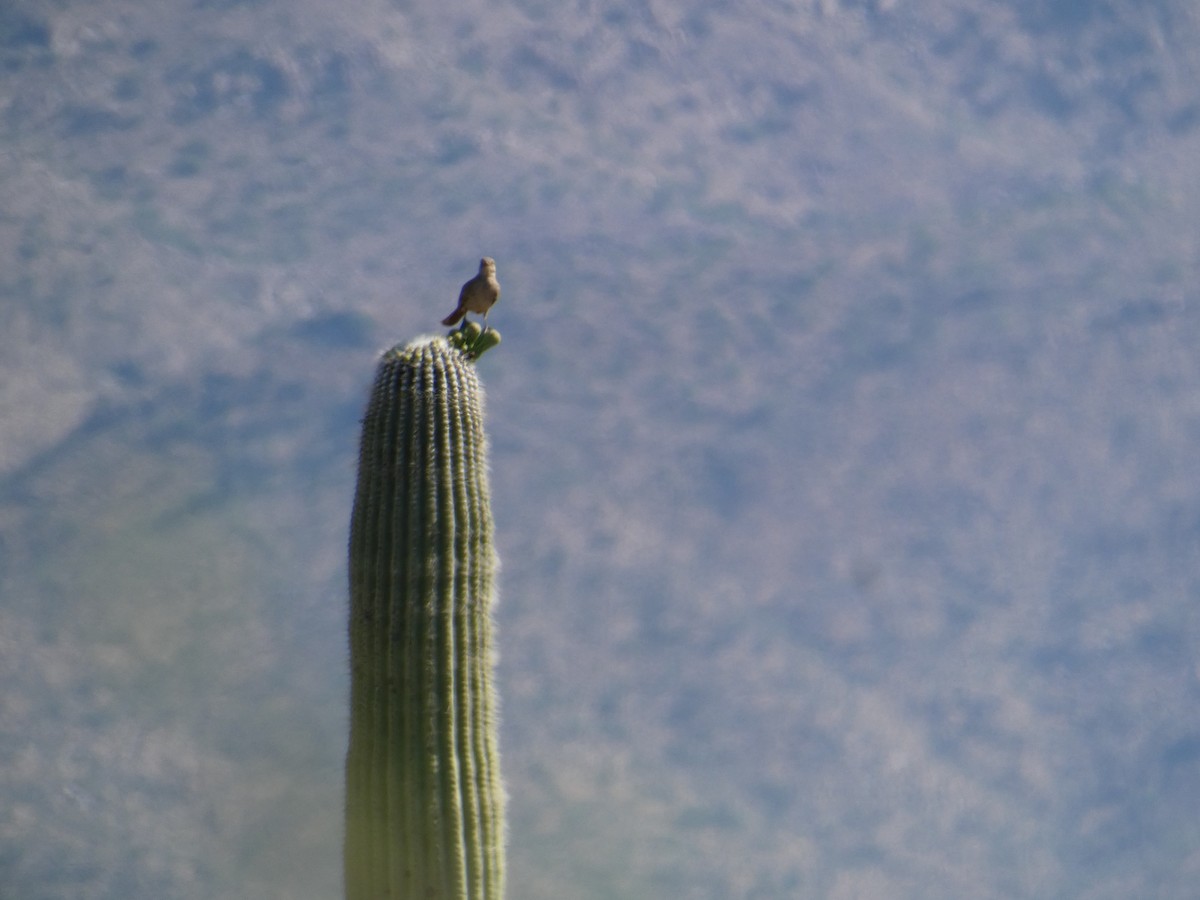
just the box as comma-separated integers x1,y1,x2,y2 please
345,337,505,900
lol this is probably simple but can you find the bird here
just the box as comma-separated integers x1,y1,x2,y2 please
442,257,500,328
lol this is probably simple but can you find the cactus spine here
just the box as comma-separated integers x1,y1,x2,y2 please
345,337,505,900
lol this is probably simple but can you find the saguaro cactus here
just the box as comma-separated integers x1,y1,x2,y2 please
345,334,505,900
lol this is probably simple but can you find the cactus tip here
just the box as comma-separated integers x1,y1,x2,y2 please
447,321,502,360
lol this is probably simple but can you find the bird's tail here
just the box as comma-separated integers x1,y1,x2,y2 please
441,309,465,327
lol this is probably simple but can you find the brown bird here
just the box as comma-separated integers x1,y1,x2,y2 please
442,257,500,328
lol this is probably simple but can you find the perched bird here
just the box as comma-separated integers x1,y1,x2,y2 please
442,257,500,328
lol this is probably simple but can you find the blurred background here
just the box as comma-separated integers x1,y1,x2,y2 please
2,1,1199,897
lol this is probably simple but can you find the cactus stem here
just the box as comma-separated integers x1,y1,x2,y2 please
345,338,504,900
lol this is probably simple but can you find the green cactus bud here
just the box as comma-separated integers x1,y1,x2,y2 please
471,328,501,358
447,321,483,355
447,321,502,360
345,337,505,900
